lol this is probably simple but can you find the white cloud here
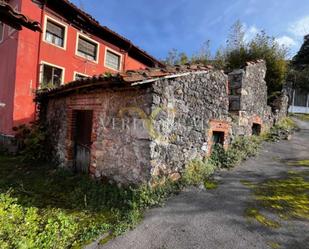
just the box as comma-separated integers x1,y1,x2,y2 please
288,16,309,37
244,25,259,42
275,36,296,47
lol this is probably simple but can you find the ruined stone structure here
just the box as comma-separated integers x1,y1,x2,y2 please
228,60,273,136
37,65,230,185
270,91,289,124
37,60,288,185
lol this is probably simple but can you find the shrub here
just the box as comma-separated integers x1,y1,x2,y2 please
265,117,297,142
182,159,217,185
211,136,262,169
13,122,49,163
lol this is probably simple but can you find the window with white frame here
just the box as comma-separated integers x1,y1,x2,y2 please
74,73,88,80
41,64,63,88
105,49,121,70
0,22,3,42
45,19,65,47
77,35,98,61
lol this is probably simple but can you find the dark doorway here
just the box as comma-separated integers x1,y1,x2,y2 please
212,131,225,146
252,123,261,136
73,110,93,174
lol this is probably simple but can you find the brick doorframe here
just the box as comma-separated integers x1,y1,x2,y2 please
65,95,101,175
207,119,230,155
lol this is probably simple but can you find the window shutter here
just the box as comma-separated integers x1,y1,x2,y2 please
106,50,120,70
78,37,97,57
46,21,64,38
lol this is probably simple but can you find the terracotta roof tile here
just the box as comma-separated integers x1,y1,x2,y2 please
36,64,215,98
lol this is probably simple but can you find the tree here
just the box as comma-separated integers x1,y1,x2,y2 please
191,40,212,65
287,35,309,91
225,22,288,96
226,20,246,51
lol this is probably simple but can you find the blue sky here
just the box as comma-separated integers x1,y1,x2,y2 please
71,0,309,60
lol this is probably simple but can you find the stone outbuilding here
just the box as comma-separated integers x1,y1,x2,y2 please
37,65,231,185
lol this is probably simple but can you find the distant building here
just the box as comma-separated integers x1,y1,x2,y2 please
0,0,162,138
288,35,309,114
289,89,309,114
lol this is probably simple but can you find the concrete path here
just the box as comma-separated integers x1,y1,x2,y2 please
101,119,309,249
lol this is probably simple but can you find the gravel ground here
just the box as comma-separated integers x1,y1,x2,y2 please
99,119,309,249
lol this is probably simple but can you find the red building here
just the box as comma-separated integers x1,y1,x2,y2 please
0,0,162,137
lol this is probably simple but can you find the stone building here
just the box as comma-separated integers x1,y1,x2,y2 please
228,60,273,136
37,65,231,185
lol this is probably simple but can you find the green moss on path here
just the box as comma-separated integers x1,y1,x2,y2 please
287,159,309,167
242,172,309,228
204,180,218,190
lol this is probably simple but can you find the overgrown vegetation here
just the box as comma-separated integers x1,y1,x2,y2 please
0,155,181,248
210,136,262,169
13,122,50,163
263,117,297,142
0,117,298,248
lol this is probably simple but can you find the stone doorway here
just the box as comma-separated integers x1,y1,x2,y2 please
73,110,93,173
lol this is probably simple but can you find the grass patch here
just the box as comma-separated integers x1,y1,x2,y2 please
242,172,309,228
287,159,309,167
0,155,181,249
204,179,218,190
291,114,309,122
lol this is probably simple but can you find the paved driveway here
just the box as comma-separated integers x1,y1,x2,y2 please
101,119,309,249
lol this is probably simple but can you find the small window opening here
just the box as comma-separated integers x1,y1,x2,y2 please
252,123,261,136
212,131,225,146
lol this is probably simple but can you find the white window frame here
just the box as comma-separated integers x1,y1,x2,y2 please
0,22,4,44
75,32,100,63
73,71,90,80
43,15,68,50
104,47,123,71
40,61,65,88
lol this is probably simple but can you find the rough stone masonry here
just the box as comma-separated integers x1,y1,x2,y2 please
37,61,288,185
228,60,274,137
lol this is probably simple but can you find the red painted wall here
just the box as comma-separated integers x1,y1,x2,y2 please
0,0,150,135
0,0,20,135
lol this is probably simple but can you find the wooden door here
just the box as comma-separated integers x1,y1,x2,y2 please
74,110,93,173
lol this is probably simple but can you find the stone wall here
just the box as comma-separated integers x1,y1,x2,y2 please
149,71,230,181
45,86,154,185
41,61,288,185
228,60,274,136
43,70,230,185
